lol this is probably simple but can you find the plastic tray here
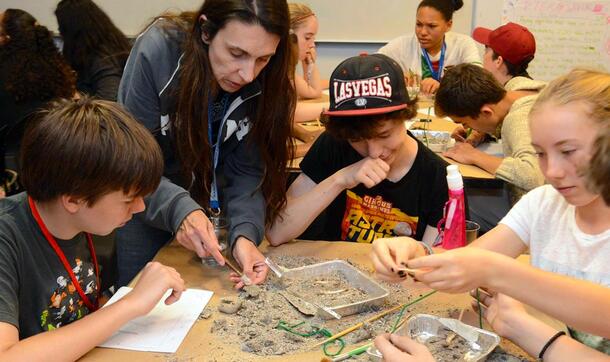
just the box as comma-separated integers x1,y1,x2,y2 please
367,313,500,361
410,130,453,152
280,260,389,319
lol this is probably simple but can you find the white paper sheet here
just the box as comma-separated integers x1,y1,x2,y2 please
98,287,213,353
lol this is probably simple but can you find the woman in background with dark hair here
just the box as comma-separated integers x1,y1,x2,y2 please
117,0,295,288
55,0,131,101
379,0,480,95
0,9,75,196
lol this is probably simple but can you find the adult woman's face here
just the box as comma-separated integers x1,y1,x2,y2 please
294,15,318,61
415,6,452,52
205,19,280,93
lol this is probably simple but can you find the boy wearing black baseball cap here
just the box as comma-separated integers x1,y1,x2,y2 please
267,54,448,246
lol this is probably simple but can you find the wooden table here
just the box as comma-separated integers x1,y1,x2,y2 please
80,240,554,362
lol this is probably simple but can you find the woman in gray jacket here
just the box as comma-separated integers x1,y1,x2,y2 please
117,0,295,288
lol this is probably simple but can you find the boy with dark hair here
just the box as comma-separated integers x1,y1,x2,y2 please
267,53,448,246
0,98,185,360
435,63,545,231
456,23,546,146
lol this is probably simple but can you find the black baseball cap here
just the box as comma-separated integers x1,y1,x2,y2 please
324,53,408,116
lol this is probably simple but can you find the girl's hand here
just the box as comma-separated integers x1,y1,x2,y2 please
374,333,435,362
371,237,427,282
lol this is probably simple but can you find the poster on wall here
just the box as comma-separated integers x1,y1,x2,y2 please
503,0,610,81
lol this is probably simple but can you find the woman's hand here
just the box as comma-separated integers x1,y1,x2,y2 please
175,210,225,264
230,237,269,289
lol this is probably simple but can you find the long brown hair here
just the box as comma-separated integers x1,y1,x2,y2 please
173,0,295,225
55,0,131,74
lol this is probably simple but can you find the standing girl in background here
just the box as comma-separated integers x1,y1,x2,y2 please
379,0,480,95
55,0,131,101
117,0,295,289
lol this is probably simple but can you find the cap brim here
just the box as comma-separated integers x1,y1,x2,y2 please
472,27,492,46
323,104,407,117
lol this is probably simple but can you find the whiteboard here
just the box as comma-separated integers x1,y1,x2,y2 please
502,0,610,81
305,0,474,42
1,0,474,42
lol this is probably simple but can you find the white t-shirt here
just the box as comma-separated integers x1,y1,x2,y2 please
500,185,610,287
378,32,481,77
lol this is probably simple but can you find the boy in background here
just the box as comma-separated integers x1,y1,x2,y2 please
435,64,545,231
0,98,185,360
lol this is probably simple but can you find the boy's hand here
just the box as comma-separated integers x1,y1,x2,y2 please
465,129,487,146
408,248,503,293
451,127,486,146
442,142,482,165
371,237,427,282
337,157,390,189
374,334,435,362
230,237,268,289
125,262,185,317
451,125,469,142
176,210,225,265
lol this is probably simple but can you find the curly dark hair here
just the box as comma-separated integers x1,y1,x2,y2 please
322,108,417,141
55,0,131,73
0,9,75,103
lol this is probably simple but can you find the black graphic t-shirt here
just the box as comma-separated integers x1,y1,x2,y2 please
0,193,98,338
300,131,449,242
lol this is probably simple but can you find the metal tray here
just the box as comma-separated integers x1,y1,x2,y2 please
367,314,500,361
280,260,389,319
410,130,453,152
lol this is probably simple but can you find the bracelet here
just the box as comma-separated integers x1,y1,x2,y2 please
419,241,434,256
537,331,566,361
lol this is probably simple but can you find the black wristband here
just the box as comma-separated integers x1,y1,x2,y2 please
538,331,566,361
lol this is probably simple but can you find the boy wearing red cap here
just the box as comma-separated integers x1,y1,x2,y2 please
267,54,449,247
472,22,543,91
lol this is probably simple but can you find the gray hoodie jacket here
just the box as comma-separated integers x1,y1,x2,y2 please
118,20,265,246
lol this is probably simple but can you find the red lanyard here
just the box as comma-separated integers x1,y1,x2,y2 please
28,196,99,312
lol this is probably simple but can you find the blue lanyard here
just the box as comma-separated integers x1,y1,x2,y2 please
422,40,446,81
207,93,230,213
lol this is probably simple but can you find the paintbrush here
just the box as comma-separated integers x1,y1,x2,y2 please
310,304,406,349
318,318,410,362
224,259,252,285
